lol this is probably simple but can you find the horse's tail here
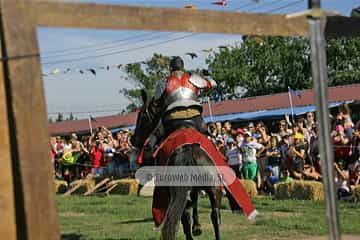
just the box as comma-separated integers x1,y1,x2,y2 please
161,145,194,240
161,186,189,240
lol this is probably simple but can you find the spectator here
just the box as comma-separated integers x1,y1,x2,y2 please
90,140,105,177
280,134,291,170
296,117,309,142
266,136,282,179
223,120,232,139
289,133,306,179
262,166,279,195
248,122,258,138
333,124,351,167
225,137,242,178
305,111,316,131
278,120,292,138
279,169,294,183
351,121,360,163
334,162,352,200
309,126,320,168
256,121,270,146
235,128,244,148
240,133,265,181
215,121,223,137
349,162,360,187
208,123,218,140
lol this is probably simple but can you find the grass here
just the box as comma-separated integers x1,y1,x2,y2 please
57,195,360,240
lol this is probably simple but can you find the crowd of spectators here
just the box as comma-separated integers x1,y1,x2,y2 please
50,126,134,184
208,105,360,199
50,104,360,200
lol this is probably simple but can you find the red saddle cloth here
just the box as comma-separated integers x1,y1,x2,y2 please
149,128,257,227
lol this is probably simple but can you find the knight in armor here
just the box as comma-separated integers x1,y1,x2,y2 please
130,56,217,151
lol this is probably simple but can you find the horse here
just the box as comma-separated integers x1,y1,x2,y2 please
132,90,223,240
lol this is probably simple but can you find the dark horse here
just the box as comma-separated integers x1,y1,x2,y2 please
132,90,222,240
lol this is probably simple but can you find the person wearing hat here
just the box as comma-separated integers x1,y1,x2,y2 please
289,132,306,179
225,137,242,178
235,128,244,148
262,165,279,195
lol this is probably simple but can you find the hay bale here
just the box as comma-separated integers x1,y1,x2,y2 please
67,179,87,195
274,182,292,200
239,179,258,197
275,180,324,201
107,178,139,195
54,180,68,194
86,177,108,193
352,185,360,202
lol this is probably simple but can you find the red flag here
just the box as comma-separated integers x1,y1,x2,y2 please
212,0,227,6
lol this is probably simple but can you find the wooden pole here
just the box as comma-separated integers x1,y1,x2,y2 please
0,31,17,240
0,1,60,239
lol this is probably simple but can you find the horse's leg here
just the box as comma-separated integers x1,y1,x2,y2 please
181,198,194,240
161,186,189,240
207,187,221,240
190,189,202,236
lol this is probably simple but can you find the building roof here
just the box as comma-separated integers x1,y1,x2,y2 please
49,84,360,135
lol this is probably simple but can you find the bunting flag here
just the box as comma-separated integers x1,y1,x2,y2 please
288,86,302,98
212,0,227,6
186,52,198,59
89,115,97,122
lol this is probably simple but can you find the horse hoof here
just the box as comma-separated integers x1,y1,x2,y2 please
192,224,202,236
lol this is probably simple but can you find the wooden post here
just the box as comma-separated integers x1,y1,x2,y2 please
0,1,60,239
0,36,17,240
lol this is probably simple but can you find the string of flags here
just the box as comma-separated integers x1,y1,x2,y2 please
41,45,230,78
41,0,271,78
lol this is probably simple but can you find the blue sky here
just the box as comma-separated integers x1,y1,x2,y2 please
39,0,360,119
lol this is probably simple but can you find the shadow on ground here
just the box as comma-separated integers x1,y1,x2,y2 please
61,234,83,240
117,217,154,224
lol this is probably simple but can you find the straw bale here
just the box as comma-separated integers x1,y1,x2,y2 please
275,180,324,200
240,179,258,197
54,180,68,194
107,178,139,195
67,179,87,195
352,185,360,202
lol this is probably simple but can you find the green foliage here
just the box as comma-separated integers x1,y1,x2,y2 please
56,112,64,122
327,37,360,86
207,36,360,98
53,112,77,122
207,36,312,98
67,112,76,121
120,53,170,112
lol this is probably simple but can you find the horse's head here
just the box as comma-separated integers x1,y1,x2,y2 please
130,90,158,150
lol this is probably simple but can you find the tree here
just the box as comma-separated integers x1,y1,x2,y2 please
120,53,171,112
206,36,312,98
55,112,63,122
67,112,76,121
327,38,360,86
206,36,360,99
